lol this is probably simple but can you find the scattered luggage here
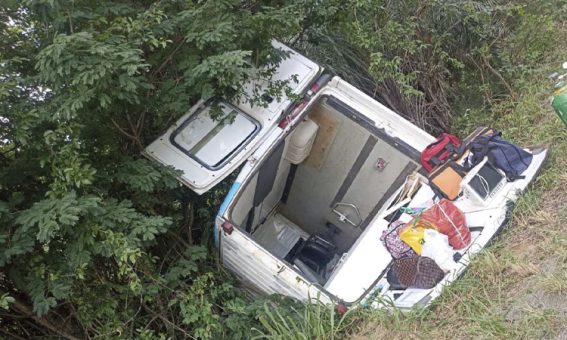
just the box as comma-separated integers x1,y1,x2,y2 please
423,127,532,200
421,133,461,172
381,220,418,259
428,161,467,200
468,130,533,181
382,198,468,287
400,199,470,252
421,229,456,272
383,126,538,295
418,199,470,249
399,218,428,255
387,257,445,290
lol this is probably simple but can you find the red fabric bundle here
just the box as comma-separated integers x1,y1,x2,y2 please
418,199,470,249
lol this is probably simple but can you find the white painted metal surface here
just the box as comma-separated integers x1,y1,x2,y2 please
326,77,436,152
144,43,320,194
239,41,322,117
221,226,333,304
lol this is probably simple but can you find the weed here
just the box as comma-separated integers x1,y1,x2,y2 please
539,272,567,294
252,296,363,340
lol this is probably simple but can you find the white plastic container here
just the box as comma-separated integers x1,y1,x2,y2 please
285,118,319,164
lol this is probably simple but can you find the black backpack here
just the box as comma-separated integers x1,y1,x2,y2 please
469,130,533,181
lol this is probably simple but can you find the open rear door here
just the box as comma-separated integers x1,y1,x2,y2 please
144,42,321,194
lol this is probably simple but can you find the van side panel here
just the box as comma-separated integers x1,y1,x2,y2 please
231,176,258,227
215,182,241,247
328,77,435,152
230,139,291,232
220,228,332,303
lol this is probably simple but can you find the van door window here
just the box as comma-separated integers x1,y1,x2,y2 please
170,103,261,170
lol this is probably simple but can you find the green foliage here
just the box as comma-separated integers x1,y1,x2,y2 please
0,293,15,310
0,0,311,337
297,0,540,133
113,159,180,193
252,296,360,340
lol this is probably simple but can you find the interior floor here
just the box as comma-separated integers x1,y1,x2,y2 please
253,213,309,259
277,99,417,253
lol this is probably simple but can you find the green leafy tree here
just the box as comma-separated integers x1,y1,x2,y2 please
0,0,306,338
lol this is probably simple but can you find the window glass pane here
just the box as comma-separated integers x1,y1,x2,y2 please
171,104,259,169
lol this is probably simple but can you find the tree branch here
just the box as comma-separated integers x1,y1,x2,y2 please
110,118,144,150
10,300,81,340
482,55,516,99
0,328,27,340
141,304,196,339
182,197,194,246
150,41,185,79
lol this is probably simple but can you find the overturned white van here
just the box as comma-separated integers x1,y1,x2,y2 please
144,42,548,310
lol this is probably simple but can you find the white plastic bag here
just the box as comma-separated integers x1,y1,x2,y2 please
421,229,456,272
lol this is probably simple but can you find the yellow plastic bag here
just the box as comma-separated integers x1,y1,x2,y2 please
399,225,426,255
399,210,438,255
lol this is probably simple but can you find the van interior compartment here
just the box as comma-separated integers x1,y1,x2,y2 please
229,96,419,284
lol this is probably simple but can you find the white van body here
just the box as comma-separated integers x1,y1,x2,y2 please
145,43,548,310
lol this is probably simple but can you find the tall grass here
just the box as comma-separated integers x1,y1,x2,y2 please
252,297,361,340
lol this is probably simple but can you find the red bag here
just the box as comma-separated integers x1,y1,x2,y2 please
421,133,461,172
414,199,470,249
